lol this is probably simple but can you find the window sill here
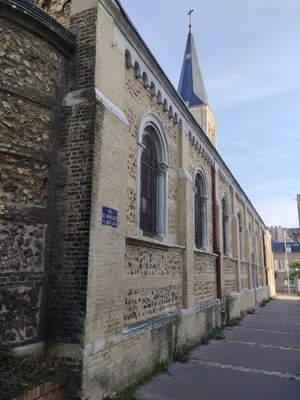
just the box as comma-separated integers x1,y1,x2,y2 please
194,247,218,258
126,234,185,252
223,255,238,262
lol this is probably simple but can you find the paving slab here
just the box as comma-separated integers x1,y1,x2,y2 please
255,309,300,318
242,313,300,324
260,301,300,312
226,326,300,348
190,340,300,374
240,319,300,333
137,362,300,400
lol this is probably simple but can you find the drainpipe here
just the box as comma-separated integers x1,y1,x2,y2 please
212,164,222,299
262,233,268,286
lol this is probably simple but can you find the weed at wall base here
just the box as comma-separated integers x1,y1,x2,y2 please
116,360,169,400
259,298,271,307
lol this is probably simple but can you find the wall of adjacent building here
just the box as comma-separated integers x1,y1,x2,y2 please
0,0,72,350
273,251,300,292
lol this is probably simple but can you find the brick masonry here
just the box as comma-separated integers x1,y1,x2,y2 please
45,5,98,345
15,381,67,400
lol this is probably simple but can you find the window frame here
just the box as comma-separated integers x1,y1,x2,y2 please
139,134,157,236
222,196,230,256
237,210,244,260
137,112,169,240
194,169,208,251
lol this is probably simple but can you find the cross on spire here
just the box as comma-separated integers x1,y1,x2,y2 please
187,9,194,32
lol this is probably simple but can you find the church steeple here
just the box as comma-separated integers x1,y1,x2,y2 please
178,10,217,147
178,10,208,107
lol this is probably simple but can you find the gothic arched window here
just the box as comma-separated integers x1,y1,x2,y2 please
222,197,229,255
194,172,207,249
238,211,244,259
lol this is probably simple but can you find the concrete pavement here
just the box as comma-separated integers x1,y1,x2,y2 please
137,295,300,399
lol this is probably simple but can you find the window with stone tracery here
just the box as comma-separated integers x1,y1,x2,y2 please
194,172,208,250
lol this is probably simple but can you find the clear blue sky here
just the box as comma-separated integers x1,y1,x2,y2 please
120,0,300,228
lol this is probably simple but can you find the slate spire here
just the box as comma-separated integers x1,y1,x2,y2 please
178,15,208,107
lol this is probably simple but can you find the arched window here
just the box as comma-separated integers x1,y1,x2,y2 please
140,135,157,234
194,172,207,249
137,113,169,238
222,197,229,255
237,211,244,259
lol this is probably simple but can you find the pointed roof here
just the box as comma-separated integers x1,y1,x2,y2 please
178,27,208,107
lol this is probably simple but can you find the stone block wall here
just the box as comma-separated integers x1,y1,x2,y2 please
0,2,72,347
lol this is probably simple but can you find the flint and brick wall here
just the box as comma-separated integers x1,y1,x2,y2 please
0,5,70,346
223,257,238,294
194,252,217,302
240,261,250,290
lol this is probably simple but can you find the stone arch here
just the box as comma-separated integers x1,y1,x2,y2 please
194,166,208,250
163,98,168,112
237,210,244,260
137,112,169,238
157,90,163,105
125,49,133,68
134,61,141,79
142,72,149,88
150,81,156,97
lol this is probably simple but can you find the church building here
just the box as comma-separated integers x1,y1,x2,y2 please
0,0,275,398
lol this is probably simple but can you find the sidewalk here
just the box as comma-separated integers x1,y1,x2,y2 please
137,295,300,400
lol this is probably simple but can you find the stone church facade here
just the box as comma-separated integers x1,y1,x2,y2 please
0,0,275,398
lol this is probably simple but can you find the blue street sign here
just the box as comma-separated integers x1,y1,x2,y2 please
102,206,118,228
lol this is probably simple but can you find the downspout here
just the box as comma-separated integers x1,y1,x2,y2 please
212,164,222,299
262,233,268,286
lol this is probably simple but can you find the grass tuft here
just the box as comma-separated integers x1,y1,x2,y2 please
0,343,65,400
259,298,271,307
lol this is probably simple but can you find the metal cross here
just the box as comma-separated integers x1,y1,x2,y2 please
187,9,194,27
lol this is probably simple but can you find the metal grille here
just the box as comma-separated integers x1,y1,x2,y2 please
140,135,157,235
